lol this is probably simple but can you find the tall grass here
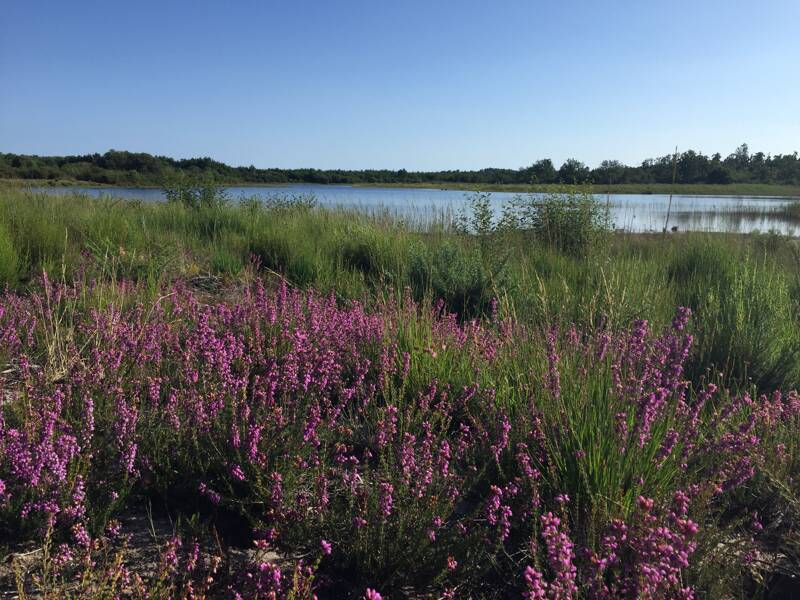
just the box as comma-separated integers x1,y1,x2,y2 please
0,222,18,286
668,236,800,389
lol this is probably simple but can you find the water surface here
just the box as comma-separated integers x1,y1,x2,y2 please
33,184,800,235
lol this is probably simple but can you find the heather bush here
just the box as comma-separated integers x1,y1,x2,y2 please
0,277,795,597
1,188,800,392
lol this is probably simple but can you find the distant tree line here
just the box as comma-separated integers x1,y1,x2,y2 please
1,144,798,186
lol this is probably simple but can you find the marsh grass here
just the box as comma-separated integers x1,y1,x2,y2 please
717,200,800,225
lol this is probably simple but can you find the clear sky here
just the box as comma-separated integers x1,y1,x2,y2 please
1,0,798,170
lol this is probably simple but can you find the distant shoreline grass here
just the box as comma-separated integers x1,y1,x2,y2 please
354,181,800,197
3,178,800,198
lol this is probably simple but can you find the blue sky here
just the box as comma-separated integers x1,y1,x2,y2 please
1,0,798,170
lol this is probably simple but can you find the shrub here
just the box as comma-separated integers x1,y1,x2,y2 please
210,243,245,276
454,192,496,236
0,282,790,597
666,236,735,291
508,190,612,257
2,197,71,277
261,192,318,212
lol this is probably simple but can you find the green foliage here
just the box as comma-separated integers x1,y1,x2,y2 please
248,229,319,286
454,192,496,236
5,187,800,595
261,192,318,211
0,194,72,277
526,158,558,184
558,158,591,183
338,224,406,284
666,236,736,291
210,241,246,276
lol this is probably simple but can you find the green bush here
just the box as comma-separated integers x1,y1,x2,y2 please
502,190,612,257
339,228,387,279
210,242,246,276
667,236,735,292
8,202,71,277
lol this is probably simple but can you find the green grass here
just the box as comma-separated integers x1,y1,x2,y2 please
0,221,19,286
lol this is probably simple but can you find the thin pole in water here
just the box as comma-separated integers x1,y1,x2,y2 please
663,146,678,234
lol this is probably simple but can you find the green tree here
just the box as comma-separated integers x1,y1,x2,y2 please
594,159,627,184
527,159,557,184
558,158,590,184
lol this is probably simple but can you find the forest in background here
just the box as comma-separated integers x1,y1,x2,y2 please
2,143,799,187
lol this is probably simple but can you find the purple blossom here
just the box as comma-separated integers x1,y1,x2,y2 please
378,482,394,520
230,463,246,482
320,539,332,555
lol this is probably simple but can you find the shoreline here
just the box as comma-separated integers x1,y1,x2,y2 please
3,178,800,199
353,181,800,198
